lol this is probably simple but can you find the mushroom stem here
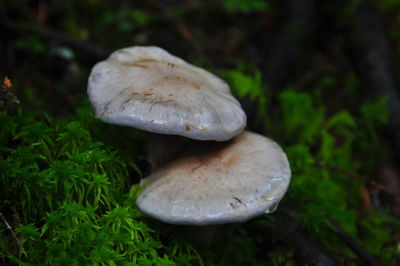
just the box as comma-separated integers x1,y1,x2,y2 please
147,133,185,170
182,225,217,247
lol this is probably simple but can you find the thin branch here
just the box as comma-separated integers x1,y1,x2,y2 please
326,215,382,266
313,162,365,181
0,212,28,258
276,212,336,265
313,162,386,191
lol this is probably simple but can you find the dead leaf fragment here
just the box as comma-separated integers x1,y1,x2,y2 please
3,76,11,88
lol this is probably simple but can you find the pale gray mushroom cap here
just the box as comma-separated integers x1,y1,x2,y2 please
87,46,246,141
136,131,291,225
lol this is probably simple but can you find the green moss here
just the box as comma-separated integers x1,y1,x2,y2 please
0,109,200,265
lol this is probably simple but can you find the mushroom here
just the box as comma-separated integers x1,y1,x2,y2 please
87,46,291,235
137,131,291,225
87,46,246,142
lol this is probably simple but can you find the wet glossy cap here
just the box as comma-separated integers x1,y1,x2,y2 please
136,131,291,225
87,46,246,141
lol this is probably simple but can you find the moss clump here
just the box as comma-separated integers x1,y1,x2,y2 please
0,108,201,265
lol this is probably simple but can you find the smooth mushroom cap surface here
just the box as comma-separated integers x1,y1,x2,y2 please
137,131,291,225
88,46,246,141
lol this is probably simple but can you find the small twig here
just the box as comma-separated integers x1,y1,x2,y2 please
276,212,336,265
0,212,28,258
313,162,392,211
326,215,382,266
313,162,386,190
314,162,365,181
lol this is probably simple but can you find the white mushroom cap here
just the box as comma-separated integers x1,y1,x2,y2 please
136,131,291,225
88,46,246,141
